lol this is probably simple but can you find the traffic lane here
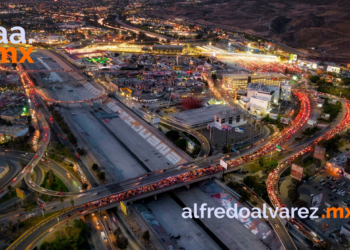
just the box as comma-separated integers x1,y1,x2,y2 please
8,207,77,250
33,164,44,185
4,152,81,192
249,192,297,250
0,158,20,190
85,213,110,250
107,209,145,250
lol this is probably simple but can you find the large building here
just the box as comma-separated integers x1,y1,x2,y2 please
223,73,287,91
280,81,292,101
152,45,183,54
211,108,248,131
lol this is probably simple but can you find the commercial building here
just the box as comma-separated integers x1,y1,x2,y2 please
280,82,292,101
169,105,233,128
152,45,183,54
0,125,28,141
210,108,248,131
176,54,185,64
327,152,350,174
245,82,280,105
222,73,287,91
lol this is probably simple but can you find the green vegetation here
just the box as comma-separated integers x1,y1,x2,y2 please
0,188,16,205
40,219,90,250
302,126,320,136
91,163,105,182
322,98,341,122
41,170,69,192
287,178,300,204
242,175,268,201
262,115,286,130
318,134,343,159
50,110,77,145
48,142,75,162
114,228,129,249
175,138,187,151
227,182,251,202
309,75,320,83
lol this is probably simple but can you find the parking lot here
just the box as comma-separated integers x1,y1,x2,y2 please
298,167,350,234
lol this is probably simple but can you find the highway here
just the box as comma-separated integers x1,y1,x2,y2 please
2,89,313,249
2,51,341,250
267,92,350,249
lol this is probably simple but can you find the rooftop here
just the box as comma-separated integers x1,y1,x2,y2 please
169,105,235,127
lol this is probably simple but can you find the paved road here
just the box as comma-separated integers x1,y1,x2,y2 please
85,212,111,250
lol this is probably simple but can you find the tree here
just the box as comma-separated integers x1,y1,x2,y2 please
165,130,180,141
116,235,129,249
175,139,187,151
98,172,105,181
222,145,228,154
142,230,150,242
70,198,74,208
77,148,85,156
67,133,77,144
27,115,32,124
60,197,64,209
258,157,264,168
82,183,88,190
92,163,98,171
295,199,307,208
8,221,13,232
288,188,300,204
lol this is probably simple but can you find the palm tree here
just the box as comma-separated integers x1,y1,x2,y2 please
70,199,74,208
0,223,4,233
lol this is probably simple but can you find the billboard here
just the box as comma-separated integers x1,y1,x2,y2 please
220,159,228,170
280,117,289,125
291,164,304,181
289,54,298,61
269,113,278,120
311,193,323,207
37,198,46,211
235,127,244,133
327,66,340,73
314,145,326,160
16,188,25,200
307,119,316,126
120,201,128,216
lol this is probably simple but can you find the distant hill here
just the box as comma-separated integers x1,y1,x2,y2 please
146,0,350,58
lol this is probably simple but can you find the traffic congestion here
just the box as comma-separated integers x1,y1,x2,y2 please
267,92,350,248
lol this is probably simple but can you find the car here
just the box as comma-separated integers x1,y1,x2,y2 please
12,178,17,182
96,221,99,227
0,190,3,194
112,217,116,223
67,214,71,218
105,119,109,122
334,204,339,208
49,228,55,233
92,213,95,216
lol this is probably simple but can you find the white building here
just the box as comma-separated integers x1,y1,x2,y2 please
246,82,279,104
210,109,247,131
280,82,292,101
248,95,272,113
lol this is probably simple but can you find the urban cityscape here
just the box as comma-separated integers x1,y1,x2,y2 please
1,0,350,250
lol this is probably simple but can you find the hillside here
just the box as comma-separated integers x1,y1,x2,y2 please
146,0,350,58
